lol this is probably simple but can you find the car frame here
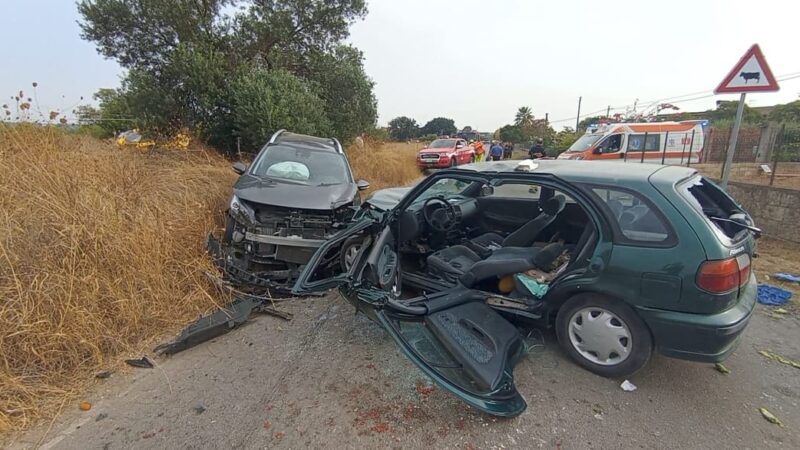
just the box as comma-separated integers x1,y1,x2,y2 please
293,159,759,417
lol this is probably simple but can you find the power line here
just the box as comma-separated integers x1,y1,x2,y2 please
547,71,800,126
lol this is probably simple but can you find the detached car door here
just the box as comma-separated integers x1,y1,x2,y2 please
293,224,529,417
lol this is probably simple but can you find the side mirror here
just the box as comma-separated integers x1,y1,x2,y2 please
480,185,494,196
356,179,370,191
232,161,247,175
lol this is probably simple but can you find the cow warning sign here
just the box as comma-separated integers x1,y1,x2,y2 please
715,44,780,94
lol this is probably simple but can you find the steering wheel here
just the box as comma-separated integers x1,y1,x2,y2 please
423,197,457,232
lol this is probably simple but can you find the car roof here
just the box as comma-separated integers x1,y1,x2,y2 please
451,160,698,186
270,131,342,153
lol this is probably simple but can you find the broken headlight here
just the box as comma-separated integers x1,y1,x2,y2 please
229,194,257,225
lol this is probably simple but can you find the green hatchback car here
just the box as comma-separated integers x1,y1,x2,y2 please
293,160,760,417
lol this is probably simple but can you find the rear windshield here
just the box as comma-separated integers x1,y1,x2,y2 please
679,176,748,242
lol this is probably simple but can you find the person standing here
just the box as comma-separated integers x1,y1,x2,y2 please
473,139,485,162
503,142,514,160
489,141,504,161
529,138,545,159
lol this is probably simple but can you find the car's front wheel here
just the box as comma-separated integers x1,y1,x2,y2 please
556,294,652,378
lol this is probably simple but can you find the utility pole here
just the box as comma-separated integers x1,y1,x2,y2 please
575,96,582,131
606,105,611,118
545,112,549,124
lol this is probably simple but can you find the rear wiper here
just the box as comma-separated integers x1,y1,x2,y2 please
709,216,762,237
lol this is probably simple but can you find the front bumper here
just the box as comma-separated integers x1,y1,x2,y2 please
636,273,757,362
417,158,450,168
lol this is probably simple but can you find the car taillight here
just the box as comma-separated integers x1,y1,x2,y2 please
696,254,751,294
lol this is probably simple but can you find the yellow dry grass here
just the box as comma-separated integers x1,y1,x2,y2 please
345,141,423,193
0,130,422,434
0,125,236,432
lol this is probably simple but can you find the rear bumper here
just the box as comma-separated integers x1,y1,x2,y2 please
635,273,757,363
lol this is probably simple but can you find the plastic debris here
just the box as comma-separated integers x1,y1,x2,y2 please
95,370,112,379
620,380,637,392
774,308,789,314
759,407,784,427
125,356,154,369
79,401,92,411
757,284,792,306
774,272,800,283
758,350,800,369
714,363,731,374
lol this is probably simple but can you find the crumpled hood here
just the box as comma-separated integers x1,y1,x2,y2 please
233,175,357,210
364,187,412,211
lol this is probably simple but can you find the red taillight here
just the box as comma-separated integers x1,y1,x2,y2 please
696,254,751,294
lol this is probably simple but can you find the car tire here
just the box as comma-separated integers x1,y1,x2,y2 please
555,294,652,378
340,235,364,271
450,157,457,167
222,215,235,244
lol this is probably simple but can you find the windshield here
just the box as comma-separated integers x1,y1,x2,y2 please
567,134,603,152
249,144,350,185
411,177,474,205
429,139,457,149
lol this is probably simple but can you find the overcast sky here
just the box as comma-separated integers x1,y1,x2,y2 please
2,0,799,131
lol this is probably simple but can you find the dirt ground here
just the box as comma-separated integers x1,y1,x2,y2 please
7,239,800,449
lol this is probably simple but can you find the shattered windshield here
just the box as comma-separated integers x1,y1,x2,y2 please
567,134,602,152
250,145,350,185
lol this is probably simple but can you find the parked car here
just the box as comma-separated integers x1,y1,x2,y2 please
293,159,760,417
416,138,476,169
209,130,369,293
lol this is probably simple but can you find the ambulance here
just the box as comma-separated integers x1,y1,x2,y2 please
557,120,707,164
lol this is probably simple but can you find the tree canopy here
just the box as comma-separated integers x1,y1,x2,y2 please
420,117,457,136
387,116,419,141
514,107,533,126
78,0,375,151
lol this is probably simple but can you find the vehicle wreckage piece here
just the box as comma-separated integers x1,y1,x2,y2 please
154,296,292,355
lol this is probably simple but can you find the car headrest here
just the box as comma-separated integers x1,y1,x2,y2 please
541,195,566,216
533,242,564,269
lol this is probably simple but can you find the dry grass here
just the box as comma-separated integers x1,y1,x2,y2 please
0,125,236,432
345,141,423,193
753,238,800,308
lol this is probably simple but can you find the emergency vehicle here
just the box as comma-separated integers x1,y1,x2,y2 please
558,120,707,164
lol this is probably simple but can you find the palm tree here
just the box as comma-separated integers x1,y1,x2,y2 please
514,106,534,126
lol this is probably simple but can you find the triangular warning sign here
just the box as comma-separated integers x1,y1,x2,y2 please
715,44,780,94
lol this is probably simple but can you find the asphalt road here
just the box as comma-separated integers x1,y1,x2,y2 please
10,293,800,449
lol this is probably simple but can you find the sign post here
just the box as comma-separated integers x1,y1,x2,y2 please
714,44,780,189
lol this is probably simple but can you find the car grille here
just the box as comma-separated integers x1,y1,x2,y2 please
420,153,440,160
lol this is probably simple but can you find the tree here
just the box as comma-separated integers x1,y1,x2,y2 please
497,125,525,143
769,100,800,124
77,0,375,151
307,46,377,141
420,117,456,136
387,116,419,141
231,68,330,150
514,107,533,126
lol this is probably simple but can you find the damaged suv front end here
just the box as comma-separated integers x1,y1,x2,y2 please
209,130,369,293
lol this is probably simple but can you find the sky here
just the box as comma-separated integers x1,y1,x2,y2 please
2,0,799,130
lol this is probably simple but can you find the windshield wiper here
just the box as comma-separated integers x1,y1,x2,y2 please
709,216,762,237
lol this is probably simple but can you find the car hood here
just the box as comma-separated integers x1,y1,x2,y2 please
233,175,357,210
364,186,412,211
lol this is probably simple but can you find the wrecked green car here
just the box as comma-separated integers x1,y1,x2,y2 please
291,159,759,417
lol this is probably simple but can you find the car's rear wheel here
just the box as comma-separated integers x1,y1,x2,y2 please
556,294,652,378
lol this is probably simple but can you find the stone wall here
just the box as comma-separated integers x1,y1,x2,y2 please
725,181,800,242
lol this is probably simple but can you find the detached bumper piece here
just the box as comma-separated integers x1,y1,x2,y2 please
154,296,292,355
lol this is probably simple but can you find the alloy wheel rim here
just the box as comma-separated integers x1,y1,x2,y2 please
568,307,632,366
343,243,360,269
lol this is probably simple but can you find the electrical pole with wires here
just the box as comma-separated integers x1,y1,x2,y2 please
575,96,582,131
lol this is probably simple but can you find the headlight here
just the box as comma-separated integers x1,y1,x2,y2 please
229,194,256,224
